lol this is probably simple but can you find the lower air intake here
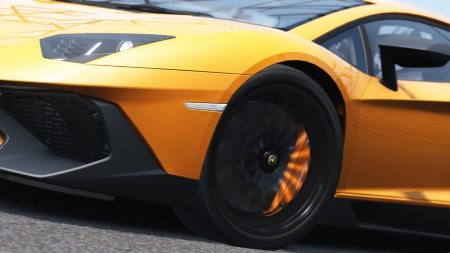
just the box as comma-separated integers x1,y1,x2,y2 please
0,89,109,163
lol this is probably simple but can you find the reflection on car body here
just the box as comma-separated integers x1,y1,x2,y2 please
0,0,448,250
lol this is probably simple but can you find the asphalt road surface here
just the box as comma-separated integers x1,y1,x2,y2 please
0,180,448,253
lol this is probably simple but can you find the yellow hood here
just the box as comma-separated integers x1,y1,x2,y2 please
0,0,278,49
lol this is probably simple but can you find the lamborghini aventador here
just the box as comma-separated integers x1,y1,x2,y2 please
0,0,448,250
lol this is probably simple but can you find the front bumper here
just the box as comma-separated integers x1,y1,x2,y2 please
0,89,198,208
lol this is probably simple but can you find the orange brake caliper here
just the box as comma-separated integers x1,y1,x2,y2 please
0,132,5,147
263,126,310,215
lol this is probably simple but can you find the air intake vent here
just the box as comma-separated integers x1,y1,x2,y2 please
0,89,109,163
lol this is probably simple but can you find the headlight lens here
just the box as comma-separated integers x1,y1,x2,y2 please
40,34,174,63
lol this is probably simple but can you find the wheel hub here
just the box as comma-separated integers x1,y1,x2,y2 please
215,101,300,213
260,149,280,173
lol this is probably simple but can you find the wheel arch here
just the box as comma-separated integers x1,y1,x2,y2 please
279,61,346,135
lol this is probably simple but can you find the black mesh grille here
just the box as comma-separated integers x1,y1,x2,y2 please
0,89,109,163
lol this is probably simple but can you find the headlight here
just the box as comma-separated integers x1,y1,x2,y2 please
40,34,174,63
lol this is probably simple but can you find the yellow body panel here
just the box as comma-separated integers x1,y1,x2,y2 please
346,78,450,206
335,192,450,208
0,0,448,207
0,34,369,180
0,0,279,48
0,1,372,180
288,1,450,206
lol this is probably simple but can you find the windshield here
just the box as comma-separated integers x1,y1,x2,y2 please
59,0,367,29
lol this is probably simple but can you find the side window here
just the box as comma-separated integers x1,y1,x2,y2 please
321,26,367,73
364,19,450,82
436,27,450,41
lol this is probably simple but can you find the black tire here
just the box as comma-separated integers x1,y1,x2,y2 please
172,64,343,250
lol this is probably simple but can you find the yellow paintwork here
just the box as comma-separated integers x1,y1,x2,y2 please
289,0,450,207
0,1,370,182
0,0,448,207
346,79,450,207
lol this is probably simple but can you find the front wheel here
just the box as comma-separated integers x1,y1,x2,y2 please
172,64,343,250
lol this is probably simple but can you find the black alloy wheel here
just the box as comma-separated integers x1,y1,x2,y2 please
172,64,343,250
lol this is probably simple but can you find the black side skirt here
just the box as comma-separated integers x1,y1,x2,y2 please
320,198,450,240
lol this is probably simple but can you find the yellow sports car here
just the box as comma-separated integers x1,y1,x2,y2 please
0,0,448,250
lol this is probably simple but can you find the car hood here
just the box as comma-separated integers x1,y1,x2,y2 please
0,0,279,49
0,0,336,81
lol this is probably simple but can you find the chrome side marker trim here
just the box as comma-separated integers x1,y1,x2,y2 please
185,102,227,112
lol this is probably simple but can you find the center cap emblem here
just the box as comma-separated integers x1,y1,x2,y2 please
261,150,280,173
268,154,277,165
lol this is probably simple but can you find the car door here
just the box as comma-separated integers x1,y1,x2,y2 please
346,18,450,205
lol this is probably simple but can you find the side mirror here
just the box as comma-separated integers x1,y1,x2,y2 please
378,35,450,91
